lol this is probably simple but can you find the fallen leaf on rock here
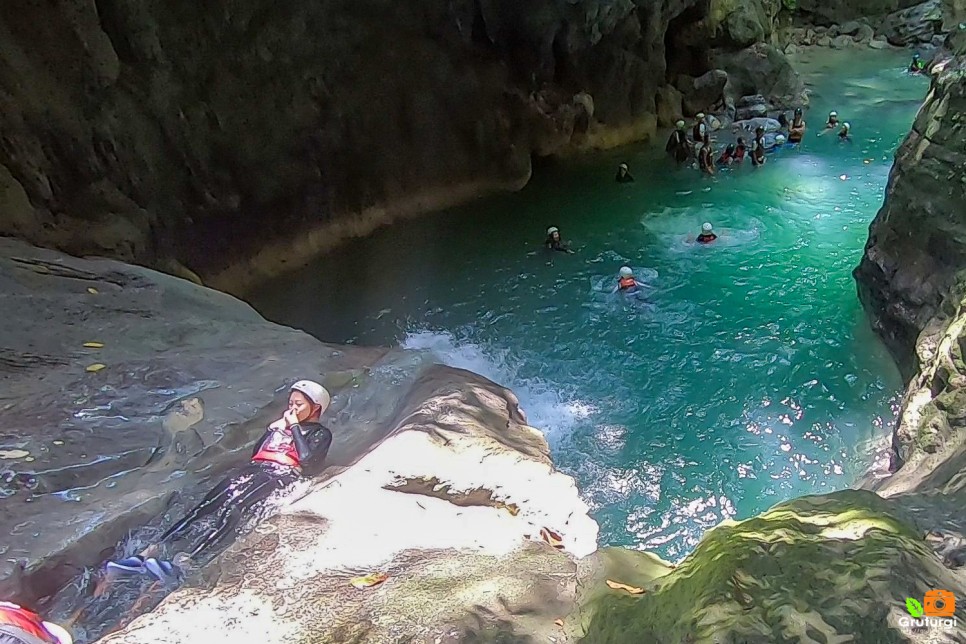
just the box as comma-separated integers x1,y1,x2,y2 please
502,502,520,516
87,287,98,294
539,527,564,549
605,580,645,595
85,363,106,373
554,619,564,627
24,456,35,462
52,440,65,446
0,450,30,459
83,342,104,348
350,572,388,589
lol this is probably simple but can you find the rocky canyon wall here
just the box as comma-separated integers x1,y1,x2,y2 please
0,0,718,291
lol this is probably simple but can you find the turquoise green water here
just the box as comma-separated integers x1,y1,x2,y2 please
251,49,926,560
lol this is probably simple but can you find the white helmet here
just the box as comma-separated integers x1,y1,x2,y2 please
843,122,851,131
619,163,628,170
775,134,786,144
829,111,838,117
291,380,331,411
547,226,559,235
696,112,705,119
619,266,633,277
43,621,74,644
702,222,713,232
676,119,686,129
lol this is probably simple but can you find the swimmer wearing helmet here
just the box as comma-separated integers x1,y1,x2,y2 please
696,222,718,244
817,111,840,136
544,227,575,254
612,266,647,293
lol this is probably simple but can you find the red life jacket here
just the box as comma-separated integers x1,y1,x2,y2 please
618,276,637,289
0,603,60,644
251,429,300,469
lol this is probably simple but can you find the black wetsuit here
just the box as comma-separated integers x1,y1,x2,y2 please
666,130,690,164
615,170,635,183
545,237,572,253
157,421,332,559
697,233,718,244
751,134,766,166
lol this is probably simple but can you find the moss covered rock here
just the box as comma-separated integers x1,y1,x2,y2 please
579,490,964,643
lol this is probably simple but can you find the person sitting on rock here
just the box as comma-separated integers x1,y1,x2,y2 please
717,143,737,166
734,137,747,163
0,602,73,644
838,122,852,142
909,52,925,73
544,227,574,254
696,222,718,244
615,163,635,183
751,127,767,166
666,120,691,165
698,134,716,175
613,266,646,293
817,111,839,136
100,380,334,584
788,107,806,144
691,113,707,144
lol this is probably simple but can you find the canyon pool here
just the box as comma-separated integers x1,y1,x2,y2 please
251,48,928,561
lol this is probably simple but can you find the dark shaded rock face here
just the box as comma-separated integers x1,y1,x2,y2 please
795,0,923,24
854,29,966,378
0,0,709,291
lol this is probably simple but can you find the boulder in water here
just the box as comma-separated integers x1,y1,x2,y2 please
655,85,684,127
713,44,805,109
680,69,729,115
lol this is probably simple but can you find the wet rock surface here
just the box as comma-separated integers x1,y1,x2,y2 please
91,362,597,644
0,238,389,605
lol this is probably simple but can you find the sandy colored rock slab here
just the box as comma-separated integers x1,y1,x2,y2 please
95,364,598,643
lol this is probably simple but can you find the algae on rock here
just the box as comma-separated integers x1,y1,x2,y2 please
579,490,965,643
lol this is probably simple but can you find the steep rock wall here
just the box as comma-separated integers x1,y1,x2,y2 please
0,0,713,292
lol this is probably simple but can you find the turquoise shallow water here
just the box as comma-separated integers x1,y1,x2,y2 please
251,48,927,560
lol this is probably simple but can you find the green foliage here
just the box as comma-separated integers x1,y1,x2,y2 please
781,0,797,10
906,597,924,618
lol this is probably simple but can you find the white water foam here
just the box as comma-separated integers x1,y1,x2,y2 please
402,329,595,444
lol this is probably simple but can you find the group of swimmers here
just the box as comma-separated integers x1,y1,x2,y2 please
544,221,718,295
665,105,853,177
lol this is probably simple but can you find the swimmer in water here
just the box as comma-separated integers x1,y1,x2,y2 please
0,603,73,644
544,226,575,254
615,163,635,183
698,134,716,175
838,122,852,142
612,266,646,293
909,52,925,73
717,143,736,166
666,120,691,165
695,222,718,244
817,111,839,136
788,107,806,144
734,137,747,163
691,113,708,144
98,381,333,587
751,127,766,166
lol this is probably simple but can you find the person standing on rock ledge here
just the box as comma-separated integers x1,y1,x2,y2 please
99,380,333,585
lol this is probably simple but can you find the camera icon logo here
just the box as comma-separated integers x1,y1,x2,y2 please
923,589,956,618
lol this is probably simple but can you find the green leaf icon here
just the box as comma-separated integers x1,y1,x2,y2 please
906,598,924,618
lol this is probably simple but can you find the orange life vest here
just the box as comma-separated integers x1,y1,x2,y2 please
618,276,636,289
0,603,59,644
251,429,300,469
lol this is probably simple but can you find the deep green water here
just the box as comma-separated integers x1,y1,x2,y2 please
251,48,927,560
